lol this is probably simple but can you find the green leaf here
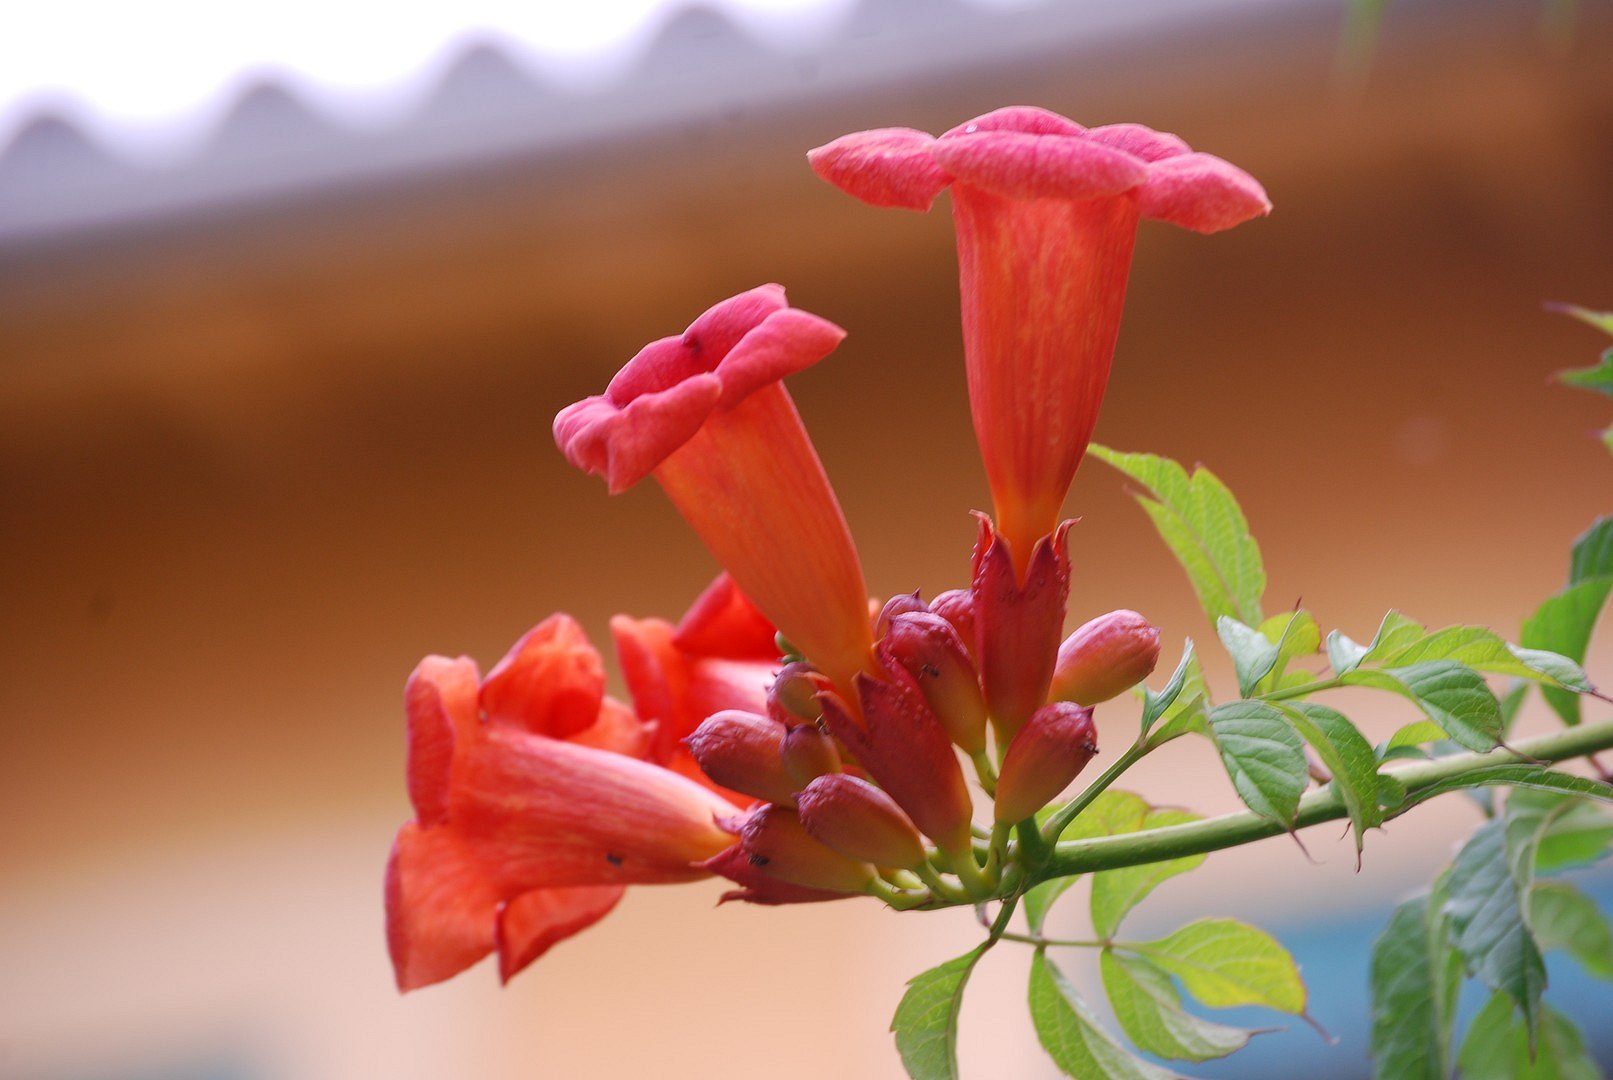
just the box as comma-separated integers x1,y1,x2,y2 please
1531,881,1613,980
1091,808,1207,938
1500,680,1529,736
1384,721,1448,752
892,947,986,1080
1031,791,1152,929
1278,702,1382,858
1558,348,1613,398
1456,993,1603,1080
1534,799,1613,872
1551,303,1613,337
1091,446,1265,628
1206,701,1308,828
1344,661,1502,752
1326,629,1370,677
1100,951,1259,1062
1400,765,1613,811
1569,517,1613,582
1525,580,1612,726
1370,893,1461,1080
1218,617,1280,697
1364,624,1593,693
1442,817,1546,1041
1257,610,1320,692
1131,917,1306,1014
1029,951,1184,1080
1140,640,1198,736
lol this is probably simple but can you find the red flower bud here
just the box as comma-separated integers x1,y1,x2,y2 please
820,665,975,856
735,805,876,893
881,612,988,755
684,710,797,805
781,722,842,788
993,702,1098,824
970,515,1072,741
929,590,977,661
1049,610,1161,706
797,774,926,870
875,590,928,638
767,661,832,725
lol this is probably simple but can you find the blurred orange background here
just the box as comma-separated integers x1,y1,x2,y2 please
3,3,1612,1078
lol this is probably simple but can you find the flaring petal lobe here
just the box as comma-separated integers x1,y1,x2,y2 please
929,131,1149,202
1086,122,1192,163
479,614,606,740
495,886,626,984
807,127,952,211
404,655,479,827
1138,152,1272,234
386,822,501,991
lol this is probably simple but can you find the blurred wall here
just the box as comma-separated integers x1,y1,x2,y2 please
3,5,1612,1079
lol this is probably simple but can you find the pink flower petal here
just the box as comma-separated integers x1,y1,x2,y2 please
1086,122,1192,163
385,822,500,991
1138,151,1272,234
479,614,606,740
807,127,952,211
715,307,846,408
552,374,722,494
941,105,1085,139
929,130,1148,202
404,655,479,827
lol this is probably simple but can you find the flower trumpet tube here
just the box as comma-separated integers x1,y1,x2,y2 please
386,622,741,991
811,107,1270,567
993,701,1099,825
1049,609,1162,706
556,286,875,688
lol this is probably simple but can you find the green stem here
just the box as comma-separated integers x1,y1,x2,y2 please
998,932,1109,948
1039,717,1613,880
971,748,999,796
1039,738,1150,846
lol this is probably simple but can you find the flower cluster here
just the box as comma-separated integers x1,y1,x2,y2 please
385,105,1267,988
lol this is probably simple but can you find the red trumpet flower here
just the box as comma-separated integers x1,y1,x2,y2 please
811,106,1269,569
385,616,741,991
556,285,876,689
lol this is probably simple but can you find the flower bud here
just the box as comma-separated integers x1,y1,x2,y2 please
1049,610,1161,706
971,516,1072,740
797,774,926,870
767,661,832,725
781,722,842,788
929,589,976,659
685,710,798,805
875,590,928,638
881,612,988,755
737,805,876,893
994,702,1098,824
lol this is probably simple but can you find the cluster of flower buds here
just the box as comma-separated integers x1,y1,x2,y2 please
387,104,1265,989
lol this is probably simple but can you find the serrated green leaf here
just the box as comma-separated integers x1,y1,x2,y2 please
892,946,987,1080
1131,917,1306,1014
1370,893,1460,1080
1377,771,1408,812
1569,517,1613,582
1278,702,1382,858
1091,446,1265,628
1100,951,1258,1062
1256,610,1320,692
1457,993,1604,1080
1531,881,1613,980
1558,349,1613,398
1344,660,1502,752
1525,580,1612,726
1091,808,1206,939
1552,303,1613,337
1140,640,1197,736
1145,646,1211,748
1442,818,1546,1041
1500,679,1529,736
1326,629,1370,677
1384,721,1449,752
1535,798,1613,872
1363,624,1593,693
1029,951,1184,1080
1400,765,1613,811
1207,701,1307,828
1361,611,1430,662
1218,617,1280,697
